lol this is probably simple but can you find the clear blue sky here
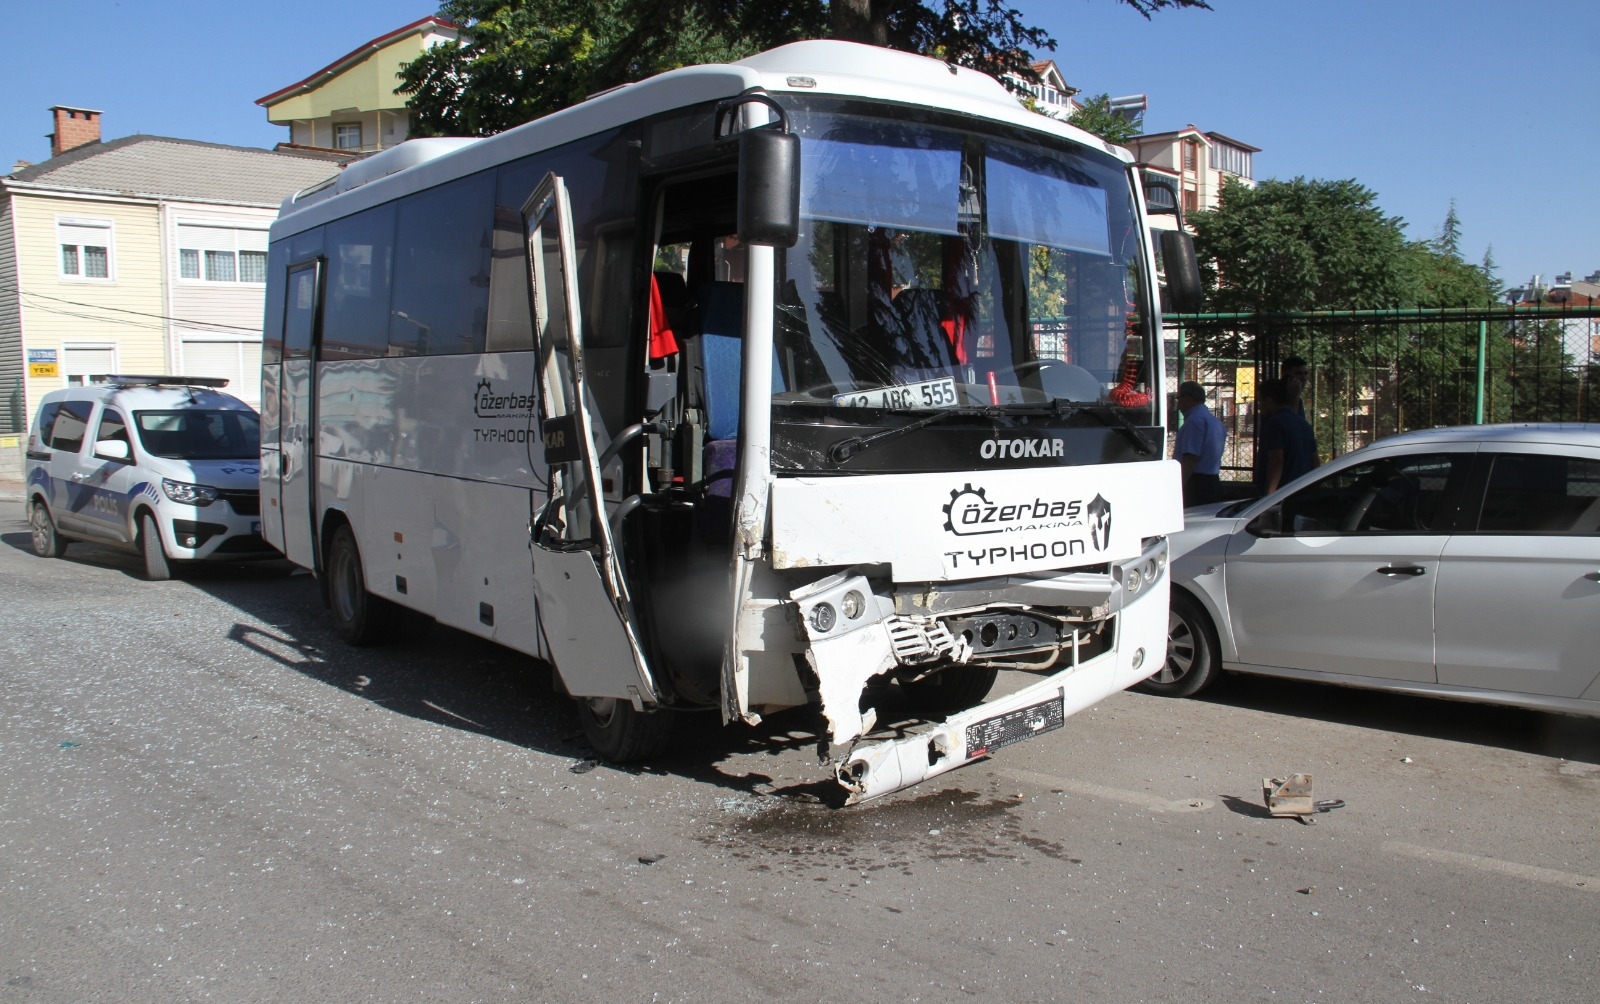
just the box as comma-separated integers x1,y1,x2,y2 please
5,1,1593,291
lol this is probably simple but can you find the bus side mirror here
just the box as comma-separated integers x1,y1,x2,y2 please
1159,230,1204,314
737,126,799,248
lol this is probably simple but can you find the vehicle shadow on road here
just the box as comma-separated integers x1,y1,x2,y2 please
1197,674,1600,765
170,565,840,800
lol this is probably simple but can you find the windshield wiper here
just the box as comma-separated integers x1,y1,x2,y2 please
827,406,1001,464
1067,403,1157,455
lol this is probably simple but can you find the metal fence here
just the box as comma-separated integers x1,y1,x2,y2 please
1163,304,1600,483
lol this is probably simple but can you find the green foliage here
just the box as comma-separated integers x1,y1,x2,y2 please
1067,94,1141,145
400,0,1211,135
1188,176,1415,316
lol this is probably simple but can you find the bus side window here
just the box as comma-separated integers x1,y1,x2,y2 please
486,205,534,352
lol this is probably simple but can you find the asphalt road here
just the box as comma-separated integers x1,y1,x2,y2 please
2,496,1597,1003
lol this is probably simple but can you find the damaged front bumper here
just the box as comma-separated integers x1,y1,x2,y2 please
790,537,1171,804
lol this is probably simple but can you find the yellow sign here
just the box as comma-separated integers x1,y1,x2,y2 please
30,363,59,378
1235,365,1256,402
0,436,18,449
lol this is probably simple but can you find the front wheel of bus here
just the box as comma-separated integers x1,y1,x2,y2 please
577,697,674,762
901,665,1000,714
327,525,395,646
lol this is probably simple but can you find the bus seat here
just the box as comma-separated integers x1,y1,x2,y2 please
695,281,745,442
892,287,960,380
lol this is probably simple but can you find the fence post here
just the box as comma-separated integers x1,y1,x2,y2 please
1474,319,1486,425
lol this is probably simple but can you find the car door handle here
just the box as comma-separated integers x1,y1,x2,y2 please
1376,564,1426,577
70,472,90,482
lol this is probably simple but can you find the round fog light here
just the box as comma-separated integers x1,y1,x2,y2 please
810,602,837,633
183,535,198,547
841,589,865,620
1126,568,1143,594
1131,647,1146,671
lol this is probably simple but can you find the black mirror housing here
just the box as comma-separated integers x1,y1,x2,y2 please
737,127,800,248
1159,229,1204,314
1248,505,1284,538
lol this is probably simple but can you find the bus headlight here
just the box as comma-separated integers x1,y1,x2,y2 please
162,479,218,506
810,602,838,633
841,590,865,620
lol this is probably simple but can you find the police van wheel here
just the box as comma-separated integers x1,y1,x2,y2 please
901,665,1000,714
138,513,173,581
327,525,395,646
577,697,675,762
30,501,68,558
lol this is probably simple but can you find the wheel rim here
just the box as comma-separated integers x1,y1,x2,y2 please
331,545,360,624
1158,609,1196,684
585,697,619,729
30,504,51,552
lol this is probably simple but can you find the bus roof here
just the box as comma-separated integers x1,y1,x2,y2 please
273,39,1127,237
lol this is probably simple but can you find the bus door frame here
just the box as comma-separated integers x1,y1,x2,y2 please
523,172,661,706
276,257,325,572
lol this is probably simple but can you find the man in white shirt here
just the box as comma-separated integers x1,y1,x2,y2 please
1174,380,1226,507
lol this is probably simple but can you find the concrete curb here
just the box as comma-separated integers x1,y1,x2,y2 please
0,482,26,503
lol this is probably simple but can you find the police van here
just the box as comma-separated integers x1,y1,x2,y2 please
25,375,271,579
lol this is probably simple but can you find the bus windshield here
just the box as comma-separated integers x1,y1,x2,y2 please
773,104,1154,421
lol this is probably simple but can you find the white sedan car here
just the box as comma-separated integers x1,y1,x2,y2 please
1145,423,1600,716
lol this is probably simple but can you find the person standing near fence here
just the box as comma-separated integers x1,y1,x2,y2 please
1254,378,1318,496
1174,380,1226,507
1281,355,1309,418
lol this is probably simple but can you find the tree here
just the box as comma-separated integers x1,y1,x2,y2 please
1188,177,1415,318
1432,198,1462,259
400,0,1212,136
1067,93,1142,145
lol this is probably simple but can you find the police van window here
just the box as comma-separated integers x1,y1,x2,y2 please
48,400,93,453
94,409,130,457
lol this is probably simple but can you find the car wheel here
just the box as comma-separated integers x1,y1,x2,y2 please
577,697,675,762
1141,590,1219,698
900,665,1000,714
139,513,173,581
29,500,68,558
326,525,397,646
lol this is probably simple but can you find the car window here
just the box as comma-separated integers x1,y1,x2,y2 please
133,409,260,460
1475,453,1600,533
34,402,62,445
94,409,130,457
47,400,93,453
1279,453,1464,534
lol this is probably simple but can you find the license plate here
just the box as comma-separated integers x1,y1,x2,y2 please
251,521,261,535
834,377,959,410
965,696,1065,758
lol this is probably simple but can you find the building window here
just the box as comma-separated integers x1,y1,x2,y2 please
176,223,269,284
1212,143,1253,180
1183,140,1201,173
58,219,113,280
1183,188,1199,214
335,123,362,151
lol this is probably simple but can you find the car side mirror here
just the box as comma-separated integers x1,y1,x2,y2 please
1247,505,1284,538
95,439,130,461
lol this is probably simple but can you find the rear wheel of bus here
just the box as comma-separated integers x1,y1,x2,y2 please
577,697,675,762
326,524,397,646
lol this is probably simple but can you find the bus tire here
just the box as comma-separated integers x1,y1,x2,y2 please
30,500,68,558
139,513,173,581
1140,590,1219,698
326,525,395,646
577,697,675,762
901,665,1000,714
